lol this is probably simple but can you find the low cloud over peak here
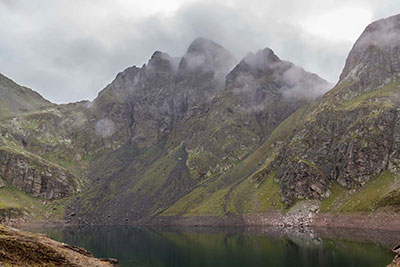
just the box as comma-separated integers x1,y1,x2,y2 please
0,0,398,103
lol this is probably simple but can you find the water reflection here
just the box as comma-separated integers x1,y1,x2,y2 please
34,226,398,267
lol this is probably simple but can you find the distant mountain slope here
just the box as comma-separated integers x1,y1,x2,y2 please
259,14,400,210
0,75,84,223
0,74,52,120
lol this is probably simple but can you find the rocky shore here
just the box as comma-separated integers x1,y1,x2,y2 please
388,255,400,267
154,210,400,231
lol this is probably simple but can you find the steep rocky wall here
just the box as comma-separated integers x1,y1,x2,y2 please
0,147,79,199
272,103,400,203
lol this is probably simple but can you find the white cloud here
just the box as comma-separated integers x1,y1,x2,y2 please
0,0,399,103
300,5,374,43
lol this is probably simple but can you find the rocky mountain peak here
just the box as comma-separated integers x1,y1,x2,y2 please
226,48,286,82
178,37,237,81
339,14,400,89
186,37,229,56
226,48,331,99
147,51,178,74
243,48,281,70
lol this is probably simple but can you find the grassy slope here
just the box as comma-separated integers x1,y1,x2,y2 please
164,85,400,218
0,74,52,120
72,142,197,222
0,178,70,221
320,170,400,213
163,104,311,216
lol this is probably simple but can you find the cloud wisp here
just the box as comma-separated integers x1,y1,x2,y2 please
0,0,398,103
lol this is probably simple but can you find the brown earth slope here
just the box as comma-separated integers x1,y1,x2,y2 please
0,225,116,266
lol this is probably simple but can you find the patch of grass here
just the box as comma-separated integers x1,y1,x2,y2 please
228,172,284,213
0,182,44,220
82,153,96,162
338,82,400,111
162,186,206,216
338,171,397,212
376,190,400,211
0,179,71,221
320,182,348,212
185,187,229,216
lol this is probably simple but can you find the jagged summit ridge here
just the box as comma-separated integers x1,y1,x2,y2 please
227,47,331,99
243,48,281,70
147,51,178,74
178,37,237,82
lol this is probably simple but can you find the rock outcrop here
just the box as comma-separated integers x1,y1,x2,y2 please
0,147,80,199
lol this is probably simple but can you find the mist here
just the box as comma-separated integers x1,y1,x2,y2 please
0,0,398,103
229,48,332,109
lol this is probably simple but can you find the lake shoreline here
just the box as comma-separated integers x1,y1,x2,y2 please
152,211,400,231
14,210,400,232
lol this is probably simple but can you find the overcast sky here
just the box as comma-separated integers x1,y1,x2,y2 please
0,0,399,103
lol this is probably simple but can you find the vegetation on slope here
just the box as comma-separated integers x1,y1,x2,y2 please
321,170,400,213
0,73,52,120
163,104,311,217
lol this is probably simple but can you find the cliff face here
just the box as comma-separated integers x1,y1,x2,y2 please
0,147,79,199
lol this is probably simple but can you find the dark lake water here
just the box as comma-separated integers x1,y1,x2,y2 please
32,226,398,267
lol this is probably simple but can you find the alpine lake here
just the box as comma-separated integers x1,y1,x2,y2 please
27,225,399,267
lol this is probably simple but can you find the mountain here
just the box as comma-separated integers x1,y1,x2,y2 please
4,12,400,228
259,14,400,210
63,38,329,224
0,74,52,120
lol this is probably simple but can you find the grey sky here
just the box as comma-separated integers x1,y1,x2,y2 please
0,0,399,103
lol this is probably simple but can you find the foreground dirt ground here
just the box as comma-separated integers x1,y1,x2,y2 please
0,225,116,266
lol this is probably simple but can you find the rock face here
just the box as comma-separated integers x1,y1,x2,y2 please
91,38,237,149
341,14,400,94
0,147,79,199
267,14,400,204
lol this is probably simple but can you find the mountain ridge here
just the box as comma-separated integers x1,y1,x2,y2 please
0,73,53,120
